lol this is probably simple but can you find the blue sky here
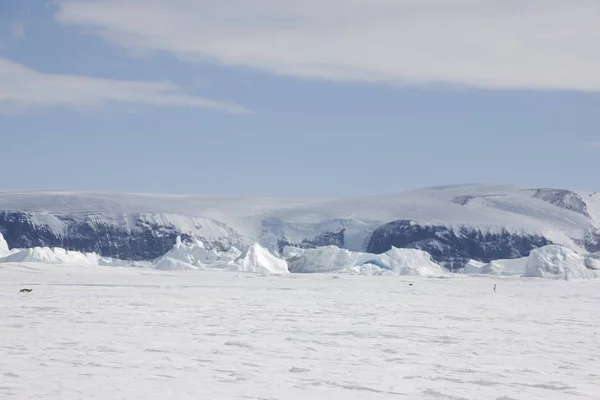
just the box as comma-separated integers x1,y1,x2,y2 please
1,0,599,196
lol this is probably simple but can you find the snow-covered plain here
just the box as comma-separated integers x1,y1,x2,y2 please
1,263,599,399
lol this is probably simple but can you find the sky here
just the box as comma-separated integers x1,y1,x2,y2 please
1,0,599,196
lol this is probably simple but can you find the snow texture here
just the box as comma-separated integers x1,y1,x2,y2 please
288,245,446,276
1,264,600,399
523,245,600,280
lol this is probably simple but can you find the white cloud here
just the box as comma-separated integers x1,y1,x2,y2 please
54,0,600,92
10,20,26,39
0,58,250,114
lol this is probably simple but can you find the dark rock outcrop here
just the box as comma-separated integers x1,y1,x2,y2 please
367,220,552,270
0,211,230,260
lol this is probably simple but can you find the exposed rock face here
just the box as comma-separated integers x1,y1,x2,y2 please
1,185,599,267
367,220,552,270
0,211,237,261
528,189,590,218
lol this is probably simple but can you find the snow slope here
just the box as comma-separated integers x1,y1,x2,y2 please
1,264,600,399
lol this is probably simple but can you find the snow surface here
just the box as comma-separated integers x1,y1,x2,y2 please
287,245,447,276
1,263,600,399
1,184,599,252
524,245,600,280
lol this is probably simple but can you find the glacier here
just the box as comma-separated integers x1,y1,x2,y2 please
1,184,600,270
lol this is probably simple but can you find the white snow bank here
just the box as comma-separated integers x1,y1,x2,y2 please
0,246,100,265
462,260,486,274
480,257,528,276
0,232,9,257
287,245,446,276
235,243,289,274
523,245,600,280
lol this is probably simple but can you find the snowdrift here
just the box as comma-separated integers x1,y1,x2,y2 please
523,245,600,280
287,245,447,276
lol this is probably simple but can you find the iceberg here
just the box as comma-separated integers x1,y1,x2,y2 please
0,246,100,265
235,243,289,275
480,257,528,276
0,232,9,257
523,245,600,280
287,245,446,276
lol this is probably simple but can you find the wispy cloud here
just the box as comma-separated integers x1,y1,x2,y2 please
55,0,600,92
589,141,600,148
0,58,250,114
10,20,26,39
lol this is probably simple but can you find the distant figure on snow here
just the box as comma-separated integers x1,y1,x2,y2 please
19,288,33,293
493,284,496,293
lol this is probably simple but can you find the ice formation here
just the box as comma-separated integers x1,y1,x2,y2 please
287,245,446,276
235,243,289,275
0,232,9,257
523,245,600,280
0,246,100,265
154,236,240,268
